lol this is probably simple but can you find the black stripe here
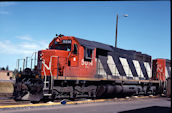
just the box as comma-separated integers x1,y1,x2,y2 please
139,61,149,80
167,66,171,77
98,55,112,76
148,62,151,78
111,55,126,76
166,59,171,78
127,58,138,77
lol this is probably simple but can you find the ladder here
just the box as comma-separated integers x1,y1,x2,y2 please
43,76,53,96
42,56,60,96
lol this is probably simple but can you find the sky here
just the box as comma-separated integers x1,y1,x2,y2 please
0,1,171,71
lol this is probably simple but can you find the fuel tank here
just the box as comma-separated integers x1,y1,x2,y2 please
96,85,139,98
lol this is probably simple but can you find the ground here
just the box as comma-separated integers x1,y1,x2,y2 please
0,97,171,113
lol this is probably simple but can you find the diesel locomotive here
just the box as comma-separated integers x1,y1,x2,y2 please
13,34,171,102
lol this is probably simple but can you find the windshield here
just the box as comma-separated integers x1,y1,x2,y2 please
50,44,71,51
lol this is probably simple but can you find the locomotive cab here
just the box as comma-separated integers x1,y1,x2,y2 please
38,35,80,79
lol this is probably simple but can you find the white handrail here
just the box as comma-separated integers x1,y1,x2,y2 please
42,59,48,88
42,56,59,89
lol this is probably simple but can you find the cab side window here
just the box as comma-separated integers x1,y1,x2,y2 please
84,48,93,62
73,44,78,54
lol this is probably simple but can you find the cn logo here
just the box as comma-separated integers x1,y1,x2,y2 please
157,64,163,73
157,63,164,78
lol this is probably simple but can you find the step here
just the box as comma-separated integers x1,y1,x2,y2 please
44,94,52,96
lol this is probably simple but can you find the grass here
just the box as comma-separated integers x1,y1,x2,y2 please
0,81,14,94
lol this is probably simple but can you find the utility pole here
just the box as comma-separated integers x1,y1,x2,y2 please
115,14,118,48
115,13,128,48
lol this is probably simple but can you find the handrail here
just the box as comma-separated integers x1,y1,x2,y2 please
42,59,52,89
15,52,38,71
41,55,68,90
42,56,59,90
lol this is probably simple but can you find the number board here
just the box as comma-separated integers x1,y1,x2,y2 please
62,40,72,44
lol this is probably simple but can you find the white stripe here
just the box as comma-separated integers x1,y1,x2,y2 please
133,77,140,80
144,62,152,78
169,67,171,77
133,60,144,78
165,67,169,79
119,57,133,77
119,76,127,80
97,59,107,78
107,55,120,76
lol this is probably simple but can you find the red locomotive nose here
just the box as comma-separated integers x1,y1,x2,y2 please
38,49,69,78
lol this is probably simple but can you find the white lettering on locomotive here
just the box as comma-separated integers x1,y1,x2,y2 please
81,59,93,66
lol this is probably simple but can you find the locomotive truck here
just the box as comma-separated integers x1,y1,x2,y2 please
13,34,171,102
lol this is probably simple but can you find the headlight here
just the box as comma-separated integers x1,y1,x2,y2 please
41,75,44,79
35,75,39,79
18,74,21,78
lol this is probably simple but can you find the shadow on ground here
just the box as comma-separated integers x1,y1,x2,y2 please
119,106,171,113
